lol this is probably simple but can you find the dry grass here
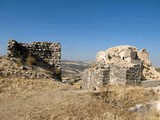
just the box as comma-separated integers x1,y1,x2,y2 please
16,56,23,67
90,85,158,120
99,85,157,107
26,53,36,68
0,78,159,120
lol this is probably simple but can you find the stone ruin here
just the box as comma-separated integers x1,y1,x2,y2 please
138,49,160,80
82,45,160,90
0,40,61,80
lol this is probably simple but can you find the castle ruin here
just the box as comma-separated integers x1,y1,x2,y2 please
0,40,61,80
82,45,160,90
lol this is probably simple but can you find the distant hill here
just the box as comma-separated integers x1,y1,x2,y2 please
155,67,160,72
61,60,90,81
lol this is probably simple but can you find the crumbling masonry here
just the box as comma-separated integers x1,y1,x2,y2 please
5,40,61,80
83,45,160,90
82,45,143,90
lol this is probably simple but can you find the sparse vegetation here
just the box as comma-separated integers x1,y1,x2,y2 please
26,53,36,68
16,56,23,67
0,78,159,120
0,57,160,120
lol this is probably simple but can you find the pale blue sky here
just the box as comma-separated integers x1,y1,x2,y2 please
0,0,160,65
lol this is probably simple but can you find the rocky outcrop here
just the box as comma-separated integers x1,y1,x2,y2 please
0,59,52,79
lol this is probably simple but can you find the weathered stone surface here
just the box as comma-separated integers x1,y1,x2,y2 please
109,64,127,85
83,45,142,90
141,80,160,87
3,40,61,80
0,58,55,79
83,45,160,90
82,65,110,90
138,49,160,80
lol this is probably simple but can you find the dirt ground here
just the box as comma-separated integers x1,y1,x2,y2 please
0,78,159,120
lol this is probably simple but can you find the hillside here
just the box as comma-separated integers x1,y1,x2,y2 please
0,57,160,119
0,78,159,120
155,67,160,73
61,60,90,83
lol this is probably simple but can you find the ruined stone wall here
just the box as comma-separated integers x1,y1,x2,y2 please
6,40,61,80
138,49,160,80
82,63,142,90
109,64,142,85
126,65,142,85
82,45,143,90
8,40,61,67
19,42,61,67
82,62,110,90
109,64,127,85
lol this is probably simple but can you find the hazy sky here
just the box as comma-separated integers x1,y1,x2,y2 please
0,0,160,65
